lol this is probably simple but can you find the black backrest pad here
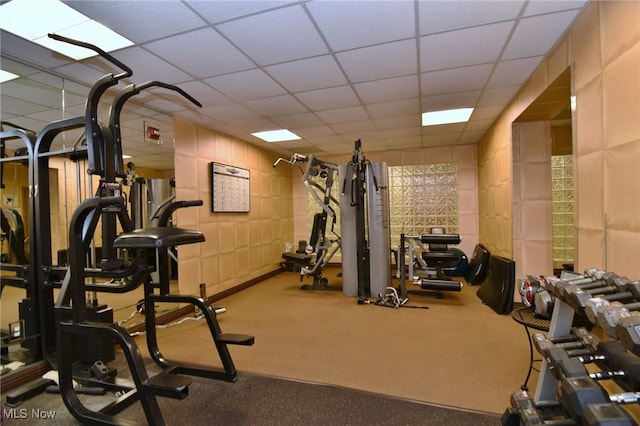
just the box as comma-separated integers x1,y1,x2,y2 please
465,244,491,285
476,254,515,314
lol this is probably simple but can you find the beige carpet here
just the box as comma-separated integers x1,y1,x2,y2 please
142,267,532,415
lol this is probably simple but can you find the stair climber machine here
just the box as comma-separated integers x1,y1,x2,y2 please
274,153,341,290
23,34,255,425
340,140,392,304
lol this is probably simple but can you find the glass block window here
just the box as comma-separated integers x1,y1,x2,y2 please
388,163,459,247
551,155,575,263
304,162,459,249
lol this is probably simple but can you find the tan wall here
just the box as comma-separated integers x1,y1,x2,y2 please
512,121,553,277
173,117,294,296
478,0,640,277
293,144,479,258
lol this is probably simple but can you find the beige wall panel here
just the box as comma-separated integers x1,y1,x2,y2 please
600,0,640,67
602,44,640,149
575,76,604,156
178,257,201,295
604,142,640,232
200,254,220,292
576,227,605,272
547,38,570,80
605,229,640,278
521,239,554,276
570,3,602,91
576,151,604,230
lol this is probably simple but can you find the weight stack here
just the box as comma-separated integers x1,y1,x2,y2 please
69,305,116,364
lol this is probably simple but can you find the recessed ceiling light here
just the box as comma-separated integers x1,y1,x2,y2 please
0,70,20,83
0,0,133,60
251,129,301,142
422,108,474,126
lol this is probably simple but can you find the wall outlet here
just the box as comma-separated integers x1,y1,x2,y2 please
2,194,15,205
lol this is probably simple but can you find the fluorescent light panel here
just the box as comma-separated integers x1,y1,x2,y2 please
0,0,133,60
252,129,301,142
0,70,20,83
422,108,474,126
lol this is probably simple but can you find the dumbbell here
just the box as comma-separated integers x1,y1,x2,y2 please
567,277,640,314
543,340,626,381
584,290,640,325
557,350,640,391
545,270,609,300
596,301,640,339
533,328,600,358
501,390,575,426
561,376,639,425
616,316,640,357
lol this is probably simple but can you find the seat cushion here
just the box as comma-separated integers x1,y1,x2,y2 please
113,227,205,249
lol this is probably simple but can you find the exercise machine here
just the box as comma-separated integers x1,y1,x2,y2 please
274,153,341,290
6,33,255,425
397,231,464,300
340,139,391,302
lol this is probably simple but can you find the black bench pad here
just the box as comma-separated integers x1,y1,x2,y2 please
113,227,204,249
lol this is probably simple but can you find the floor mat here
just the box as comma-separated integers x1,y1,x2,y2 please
2,372,500,425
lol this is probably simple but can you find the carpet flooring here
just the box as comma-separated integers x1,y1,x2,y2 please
1,372,500,425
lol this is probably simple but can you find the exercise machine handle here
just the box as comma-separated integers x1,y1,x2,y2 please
47,33,133,79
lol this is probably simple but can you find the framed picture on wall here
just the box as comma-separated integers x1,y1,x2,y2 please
210,162,250,213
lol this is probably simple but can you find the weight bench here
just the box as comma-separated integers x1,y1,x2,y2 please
113,225,255,383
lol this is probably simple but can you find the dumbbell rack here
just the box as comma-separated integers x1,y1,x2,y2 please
534,298,579,401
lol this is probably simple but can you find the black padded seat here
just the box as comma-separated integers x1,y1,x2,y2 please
113,227,205,249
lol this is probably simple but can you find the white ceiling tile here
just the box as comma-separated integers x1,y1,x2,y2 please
354,75,419,104
1,79,63,108
204,69,285,101
418,0,525,35
143,28,255,78
378,125,421,138
420,21,515,72
421,64,493,96
366,98,420,120
109,47,193,84
374,115,420,130
503,11,583,60
187,1,294,24
176,81,232,109
271,112,325,129
421,90,481,111
243,95,308,116
199,103,262,122
523,1,589,17
268,138,315,150
471,105,505,121
265,56,347,92
487,57,544,87
316,106,369,125
477,86,521,107
295,86,360,111
307,0,416,51
294,126,338,138
465,118,494,132
336,39,417,83
69,1,207,44
216,5,328,66
421,122,466,135
330,120,377,134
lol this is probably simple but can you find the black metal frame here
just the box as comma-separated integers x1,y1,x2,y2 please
3,33,252,424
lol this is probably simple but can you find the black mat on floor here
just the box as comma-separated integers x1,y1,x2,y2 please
3,373,500,425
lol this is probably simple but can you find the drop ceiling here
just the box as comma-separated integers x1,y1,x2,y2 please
0,0,589,170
